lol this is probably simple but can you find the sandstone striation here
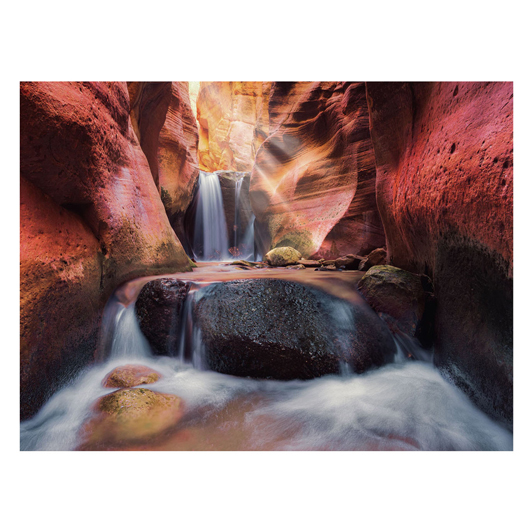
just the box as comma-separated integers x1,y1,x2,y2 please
250,82,385,259
128,82,199,252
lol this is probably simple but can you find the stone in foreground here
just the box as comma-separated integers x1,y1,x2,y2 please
194,278,395,380
81,388,183,447
265,246,302,266
102,365,162,388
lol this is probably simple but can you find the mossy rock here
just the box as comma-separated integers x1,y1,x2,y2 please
265,246,302,266
81,388,184,446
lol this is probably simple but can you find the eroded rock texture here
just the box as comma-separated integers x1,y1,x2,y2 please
128,82,199,252
194,279,395,379
20,82,192,419
196,82,271,172
250,82,385,259
366,82,513,425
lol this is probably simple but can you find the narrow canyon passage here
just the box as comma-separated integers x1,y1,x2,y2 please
20,81,513,451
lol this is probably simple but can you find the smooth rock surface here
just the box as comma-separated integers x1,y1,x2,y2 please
358,248,387,271
102,365,162,388
81,388,183,447
197,82,271,171
250,82,385,258
128,82,199,253
265,247,302,266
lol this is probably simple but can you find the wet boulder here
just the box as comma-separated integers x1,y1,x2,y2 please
194,278,395,379
358,265,435,347
135,278,190,355
81,388,184,447
335,254,364,270
358,248,387,271
265,246,302,266
102,365,162,388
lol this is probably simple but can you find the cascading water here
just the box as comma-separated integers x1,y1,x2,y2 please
20,269,513,451
233,176,256,260
193,171,230,261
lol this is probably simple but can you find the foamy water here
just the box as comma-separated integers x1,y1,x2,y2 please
20,281,512,451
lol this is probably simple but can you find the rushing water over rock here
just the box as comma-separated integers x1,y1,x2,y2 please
193,171,230,261
232,176,255,260
20,266,513,451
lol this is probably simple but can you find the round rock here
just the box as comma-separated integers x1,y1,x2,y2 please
193,278,395,379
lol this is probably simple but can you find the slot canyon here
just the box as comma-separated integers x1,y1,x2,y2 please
20,81,513,451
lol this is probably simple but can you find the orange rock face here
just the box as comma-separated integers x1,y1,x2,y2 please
196,82,271,172
20,82,192,419
128,82,199,252
102,365,162,388
366,82,513,424
250,82,385,258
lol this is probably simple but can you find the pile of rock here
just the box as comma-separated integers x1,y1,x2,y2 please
258,246,388,272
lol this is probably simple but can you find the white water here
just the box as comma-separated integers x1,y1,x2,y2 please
193,171,230,261
20,286,513,451
233,177,255,260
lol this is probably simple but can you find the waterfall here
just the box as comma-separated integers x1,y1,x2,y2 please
234,177,243,249
193,171,230,261
233,176,255,260
109,304,153,361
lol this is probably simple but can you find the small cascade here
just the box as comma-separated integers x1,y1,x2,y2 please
109,304,153,360
193,171,230,261
20,272,513,451
176,284,207,370
234,177,243,249
232,176,255,260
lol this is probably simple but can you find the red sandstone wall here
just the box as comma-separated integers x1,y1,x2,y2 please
128,82,199,250
366,82,513,275
366,82,513,424
20,81,192,419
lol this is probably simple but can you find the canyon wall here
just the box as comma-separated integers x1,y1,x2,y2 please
20,82,192,419
250,82,385,258
366,82,513,425
128,82,199,253
196,82,271,172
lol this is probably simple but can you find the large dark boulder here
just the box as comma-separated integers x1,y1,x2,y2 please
135,278,190,355
358,265,436,347
193,278,395,379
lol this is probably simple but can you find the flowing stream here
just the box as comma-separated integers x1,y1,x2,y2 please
20,264,513,451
